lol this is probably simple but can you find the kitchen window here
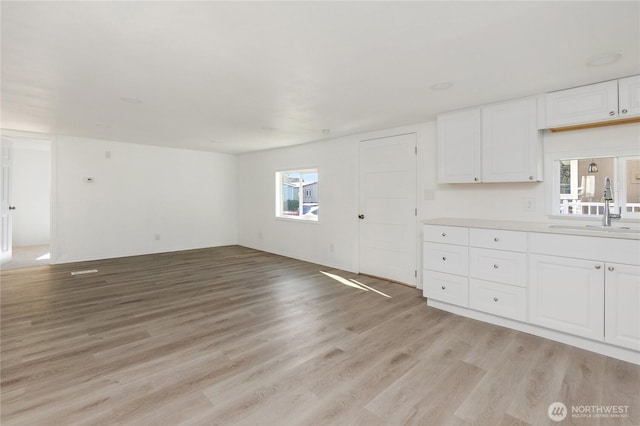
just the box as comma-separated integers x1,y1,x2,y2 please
275,169,318,221
554,156,640,218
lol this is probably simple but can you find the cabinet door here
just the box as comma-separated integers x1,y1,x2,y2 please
437,108,481,183
481,97,540,182
605,263,640,351
618,75,640,118
545,80,618,127
529,254,604,340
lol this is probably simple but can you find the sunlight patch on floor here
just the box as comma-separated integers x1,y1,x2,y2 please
320,271,391,298
349,278,391,298
36,253,50,261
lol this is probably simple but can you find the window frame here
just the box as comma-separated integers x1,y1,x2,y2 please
275,168,319,222
547,152,639,221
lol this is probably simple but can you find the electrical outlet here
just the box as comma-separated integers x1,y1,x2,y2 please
524,198,536,212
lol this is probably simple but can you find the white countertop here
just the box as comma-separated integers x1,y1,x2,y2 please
422,218,640,240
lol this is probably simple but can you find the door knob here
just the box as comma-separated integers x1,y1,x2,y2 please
358,214,365,219
9,206,16,210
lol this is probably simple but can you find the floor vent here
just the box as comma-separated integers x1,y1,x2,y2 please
70,269,98,276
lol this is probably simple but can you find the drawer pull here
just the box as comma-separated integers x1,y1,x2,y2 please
442,256,447,261
441,232,446,237
441,285,446,290
493,297,499,302
608,266,614,272
494,237,499,242
493,264,499,269
595,264,601,270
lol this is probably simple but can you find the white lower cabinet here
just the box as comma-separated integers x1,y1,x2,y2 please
469,279,526,321
423,222,640,363
529,254,604,341
605,263,640,351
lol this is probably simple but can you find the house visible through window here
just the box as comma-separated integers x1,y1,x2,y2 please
275,169,318,221
556,156,640,217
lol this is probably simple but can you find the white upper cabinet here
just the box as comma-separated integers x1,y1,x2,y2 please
437,97,541,183
437,108,482,183
545,80,618,127
544,75,640,128
482,97,541,182
618,75,640,118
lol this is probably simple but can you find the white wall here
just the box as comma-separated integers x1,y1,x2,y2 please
12,141,51,246
237,135,360,272
237,120,640,282
52,136,237,264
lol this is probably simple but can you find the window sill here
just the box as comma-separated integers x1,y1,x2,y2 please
275,216,320,224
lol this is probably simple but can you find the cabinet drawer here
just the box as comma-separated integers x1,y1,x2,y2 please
469,247,527,287
423,242,468,276
469,228,527,252
424,225,468,246
423,270,468,307
469,279,526,321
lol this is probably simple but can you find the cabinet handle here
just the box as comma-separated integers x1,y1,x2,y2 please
441,232,446,237
621,109,628,115
441,285,446,290
442,256,447,261
529,176,534,180
609,111,615,116
595,264,601,269
493,264,499,269
494,237,499,242
608,266,614,272
493,297,499,302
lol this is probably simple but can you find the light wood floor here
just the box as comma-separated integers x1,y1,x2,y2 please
1,246,638,425
1,245,50,271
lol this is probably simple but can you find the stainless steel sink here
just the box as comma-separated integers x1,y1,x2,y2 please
548,224,639,233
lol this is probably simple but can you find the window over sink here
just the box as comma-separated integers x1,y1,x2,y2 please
555,156,640,218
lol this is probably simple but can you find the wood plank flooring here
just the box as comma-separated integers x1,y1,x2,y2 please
1,246,638,425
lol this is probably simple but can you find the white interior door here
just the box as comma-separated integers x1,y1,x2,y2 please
1,138,14,264
359,133,417,285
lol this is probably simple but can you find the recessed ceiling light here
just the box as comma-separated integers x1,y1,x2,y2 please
430,81,453,91
322,129,330,134
587,53,622,67
120,97,143,104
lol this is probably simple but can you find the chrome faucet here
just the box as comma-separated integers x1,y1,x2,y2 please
603,176,621,226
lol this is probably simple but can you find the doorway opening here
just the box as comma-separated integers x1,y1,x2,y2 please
0,136,51,270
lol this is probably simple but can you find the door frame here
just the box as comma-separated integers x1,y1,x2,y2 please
357,131,418,286
0,130,56,265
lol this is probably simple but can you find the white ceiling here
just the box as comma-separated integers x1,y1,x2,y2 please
1,1,639,154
